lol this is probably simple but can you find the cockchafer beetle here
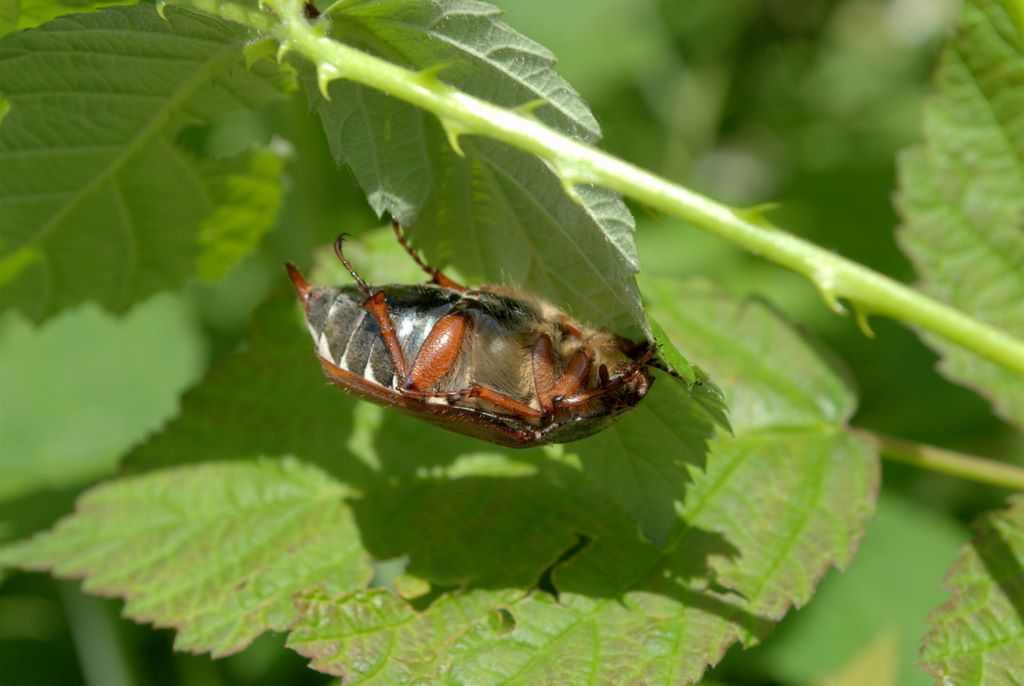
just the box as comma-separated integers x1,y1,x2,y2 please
286,222,655,447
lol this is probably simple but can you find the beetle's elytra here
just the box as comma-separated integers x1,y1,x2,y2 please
286,222,654,447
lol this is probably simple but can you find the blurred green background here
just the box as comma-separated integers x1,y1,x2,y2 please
2,0,1018,684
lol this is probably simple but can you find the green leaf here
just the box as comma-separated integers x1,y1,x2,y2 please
0,294,204,506
65,233,871,682
573,371,723,547
288,588,523,683
921,495,1024,683
753,491,965,686
124,288,361,476
0,458,371,657
647,313,696,385
643,278,857,429
282,278,877,685
307,0,647,338
0,0,14,35
321,0,599,143
896,0,1024,427
0,0,138,35
0,5,292,320
195,146,286,281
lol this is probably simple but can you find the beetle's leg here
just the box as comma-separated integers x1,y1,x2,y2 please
556,377,635,406
362,291,410,381
558,357,653,406
392,220,468,292
454,384,544,419
401,384,544,419
531,334,593,413
333,233,413,379
550,349,592,400
531,334,557,413
403,313,469,391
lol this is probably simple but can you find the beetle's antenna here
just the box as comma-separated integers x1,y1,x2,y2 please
334,233,374,296
285,262,314,306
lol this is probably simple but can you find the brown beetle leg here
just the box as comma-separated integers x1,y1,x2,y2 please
392,220,467,292
557,378,633,406
457,384,544,418
532,335,593,413
531,334,557,413
550,349,592,400
401,384,544,419
362,291,410,381
334,233,412,380
336,231,463,387
558,358,651,406
404,313,468,391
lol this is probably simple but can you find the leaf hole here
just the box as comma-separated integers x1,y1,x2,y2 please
488,607,516,634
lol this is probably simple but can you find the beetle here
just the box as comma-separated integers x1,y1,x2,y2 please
286,221,655,447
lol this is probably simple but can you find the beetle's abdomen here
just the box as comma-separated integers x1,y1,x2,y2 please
305,284,463,389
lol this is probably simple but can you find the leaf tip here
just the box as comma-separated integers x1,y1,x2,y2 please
155,0,169,20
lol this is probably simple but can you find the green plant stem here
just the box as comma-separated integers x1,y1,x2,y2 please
176,0,1024,377
861,430,1024,491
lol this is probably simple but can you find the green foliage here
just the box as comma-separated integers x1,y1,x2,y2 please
0,5,292,320
897,0,1024,427
124,288,360,474
752,492,965,686
309,0,647,338
0,0,136,34
195,147,286,281
921,495,1024,683
0,0,1022,684
0,294,204,507
0,458,369,656
17,250,858,682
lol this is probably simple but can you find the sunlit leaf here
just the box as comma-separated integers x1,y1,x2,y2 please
282,278,878,685
921,495,1024,684
753,492,964,686
896,0,1024,427
0,0,137,35
0,5,291,320
0,458,369,656
124,289,360,476
0,294,204,506
195,147,285,281
306,0,647,338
